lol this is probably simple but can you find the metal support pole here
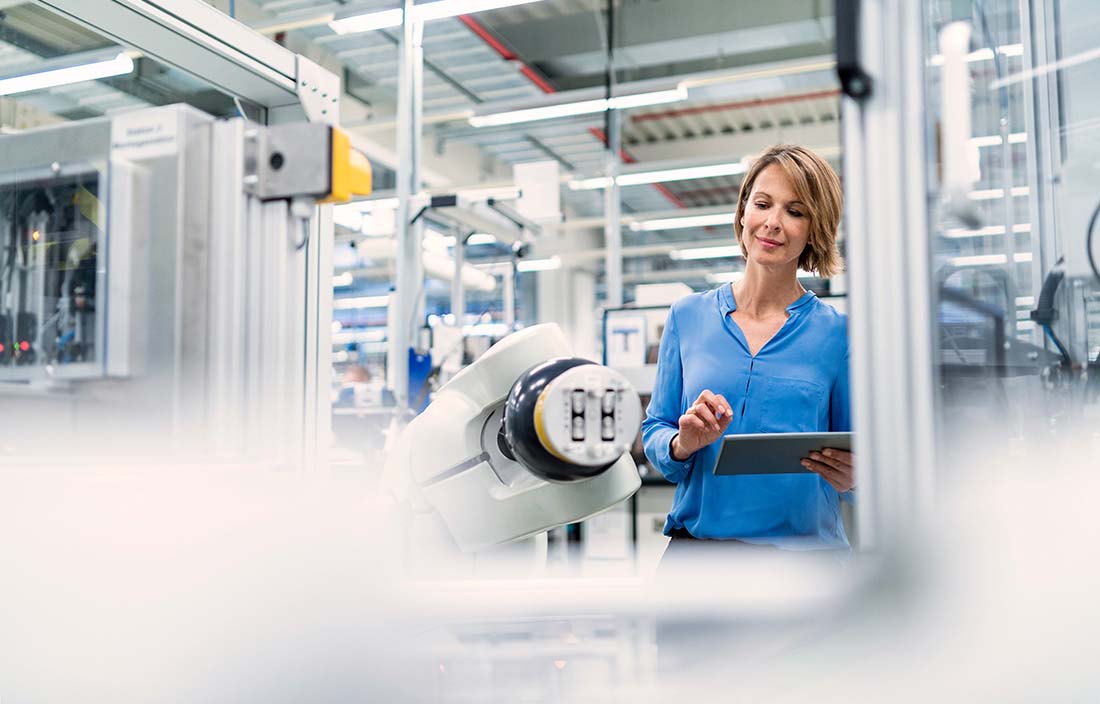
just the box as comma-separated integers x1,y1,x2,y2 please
451,227,466,324
603,0,623,310
604,107,623,308
389,0,425,410
503,265,516,330
843,0,938,549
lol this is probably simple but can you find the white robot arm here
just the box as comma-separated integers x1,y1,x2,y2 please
383,324,642,553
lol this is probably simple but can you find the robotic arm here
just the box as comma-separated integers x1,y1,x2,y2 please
383,324,642,553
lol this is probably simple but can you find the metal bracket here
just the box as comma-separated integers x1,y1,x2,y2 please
294,55,341,126
836,0,873,101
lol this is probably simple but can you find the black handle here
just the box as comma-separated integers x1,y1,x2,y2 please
836,0,873,101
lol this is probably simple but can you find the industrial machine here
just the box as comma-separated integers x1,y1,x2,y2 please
0,104,370,462
383,323,642,558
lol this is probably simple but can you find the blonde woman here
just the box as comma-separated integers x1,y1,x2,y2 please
642,144,855,550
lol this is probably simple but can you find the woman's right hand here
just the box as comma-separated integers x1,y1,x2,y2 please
671,389,733,461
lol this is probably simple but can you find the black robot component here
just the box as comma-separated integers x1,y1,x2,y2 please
502,357,617,483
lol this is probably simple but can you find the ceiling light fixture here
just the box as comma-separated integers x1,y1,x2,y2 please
469,87,688,128
943,223,1031,238
948,252,1033,267
708,271,745,284
968,186,1030,200
629,213,736,232
928,43,1024,66
331,0,545,35
516,256,561,272
969,133,1027,148
0,52,134,96
329,8,403,34
333,295,390,310
569,161,746,191
466,233,498,245
669,245,743,261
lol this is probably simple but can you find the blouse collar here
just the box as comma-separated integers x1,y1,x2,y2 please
718,283,816,315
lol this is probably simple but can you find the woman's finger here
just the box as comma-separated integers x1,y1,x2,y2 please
697,390,731,419
682,415,712,441
802,458,852,492
809,451,849,472
821,448,853,466
690,402,719,431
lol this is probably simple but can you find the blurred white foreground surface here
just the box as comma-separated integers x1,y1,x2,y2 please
3,439,1100,702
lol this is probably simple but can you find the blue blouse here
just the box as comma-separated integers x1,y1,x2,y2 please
641,285,851,549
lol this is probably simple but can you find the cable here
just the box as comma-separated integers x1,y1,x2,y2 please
1086,197,1100,284
291,217,310,251
1042,323,1072,364
233,96,250,123
1030,258,1072,367
289,197,313,251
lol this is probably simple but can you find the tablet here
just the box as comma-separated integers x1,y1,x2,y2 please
711,432,852,476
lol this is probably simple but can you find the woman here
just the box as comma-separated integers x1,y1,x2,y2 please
641,144,855,551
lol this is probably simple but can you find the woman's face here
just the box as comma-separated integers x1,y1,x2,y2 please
738,164,811,270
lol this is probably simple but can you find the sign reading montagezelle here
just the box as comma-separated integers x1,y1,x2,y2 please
110,108,178,160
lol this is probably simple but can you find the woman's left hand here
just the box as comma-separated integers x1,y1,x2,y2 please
802,448,855,493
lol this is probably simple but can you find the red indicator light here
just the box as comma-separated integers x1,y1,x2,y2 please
0,343,4,353
19,341,29,352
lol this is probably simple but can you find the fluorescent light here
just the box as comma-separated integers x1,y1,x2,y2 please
329,8,403,34
415,0,544,22
1016,296,1035,307
330,1,544,34
333,295,390,310
333,272,354,287
948,252,1033,267
708,271,745,283
670,245,743,261
466,233,498,245
470,98,608,128
332,329,388,344
630,213,736,232
469,87,687,128
569,161,746,191
516,256,561,272
969,133,1028,148
796,269,817,279
929,43,1024,66
968,186,1030,200
0,52,134,96
608,87,687,110
943,223,1031,238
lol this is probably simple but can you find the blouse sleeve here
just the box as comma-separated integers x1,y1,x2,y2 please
830,344,856,503
641,306,694,483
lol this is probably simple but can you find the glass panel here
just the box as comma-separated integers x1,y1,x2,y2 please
0,164,105,378
922,0,1100,456
1,2,249,126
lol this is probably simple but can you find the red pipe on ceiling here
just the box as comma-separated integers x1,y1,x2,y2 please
456,14,688,210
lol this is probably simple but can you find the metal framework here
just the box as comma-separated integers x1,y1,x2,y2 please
841,0,938,548
34,0,339,125
29,0,343,466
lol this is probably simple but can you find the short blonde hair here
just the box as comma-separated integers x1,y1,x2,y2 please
733,144,843,277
